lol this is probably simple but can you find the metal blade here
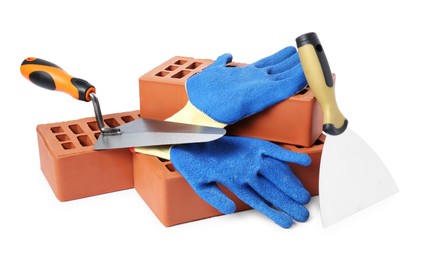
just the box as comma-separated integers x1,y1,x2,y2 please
93,118,226,150
319,128,398,227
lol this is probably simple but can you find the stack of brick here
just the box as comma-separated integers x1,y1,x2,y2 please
34,56,325,227
134,56,325,226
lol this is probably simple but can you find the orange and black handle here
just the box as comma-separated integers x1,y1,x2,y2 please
296,32,348,136
20,57,96,102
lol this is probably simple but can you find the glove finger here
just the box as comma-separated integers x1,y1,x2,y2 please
265,50,300,75
193,182,237,214
267,65,307,101
226,183,294,228
249,176,310,222
262,141,312,167
252,46,296,69
273,63,306,81
206,53,233,70
261,157,311,205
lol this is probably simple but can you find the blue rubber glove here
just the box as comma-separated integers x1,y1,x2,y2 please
186,46,307,124
170,136,312,228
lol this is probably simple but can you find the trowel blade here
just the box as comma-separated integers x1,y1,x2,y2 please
93,118,226,150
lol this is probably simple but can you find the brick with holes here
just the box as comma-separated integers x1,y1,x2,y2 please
36,111,140,201
139,56,214,120
139,56,323,147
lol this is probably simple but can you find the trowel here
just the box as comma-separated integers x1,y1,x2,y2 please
296,33,398,227
20,58,226,150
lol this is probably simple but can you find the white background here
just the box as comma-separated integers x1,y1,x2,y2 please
1,0,423,259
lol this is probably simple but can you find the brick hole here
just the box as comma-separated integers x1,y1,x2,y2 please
62,142,76,150
69,124,84,134
50,126,63,133
174,59,187,65
77,135,93,147
104,118,120,128
155,71,169,77
186,62,202,69
55,134,70,141
165,65,178,71
94,132,101,139
121,116,135,123
171,70,190,79
87,121,99,131
165,163,176,172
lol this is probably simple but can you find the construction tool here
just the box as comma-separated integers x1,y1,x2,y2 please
20,58,226,150
296,32,398,227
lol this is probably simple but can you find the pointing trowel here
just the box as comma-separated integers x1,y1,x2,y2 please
20,58,225,150
296,32,398,227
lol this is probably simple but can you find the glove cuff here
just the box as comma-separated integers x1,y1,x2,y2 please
166,101,227,128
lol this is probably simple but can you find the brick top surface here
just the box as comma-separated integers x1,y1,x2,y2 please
37,111,140,157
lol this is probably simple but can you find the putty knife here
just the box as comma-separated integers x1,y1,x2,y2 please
296,33,398,227
20,58,226,150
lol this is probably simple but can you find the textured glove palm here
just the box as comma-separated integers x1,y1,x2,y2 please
170,136,312,228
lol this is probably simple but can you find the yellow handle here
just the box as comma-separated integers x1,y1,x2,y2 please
296,32,348,135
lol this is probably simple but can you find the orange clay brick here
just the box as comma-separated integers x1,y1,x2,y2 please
36,111,139,201
139,56,323,147
132,153,251,227
139,56,213,120
132,134,324,227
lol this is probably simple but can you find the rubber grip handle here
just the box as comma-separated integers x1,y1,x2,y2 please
296,32,348,135
20,57,95,102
